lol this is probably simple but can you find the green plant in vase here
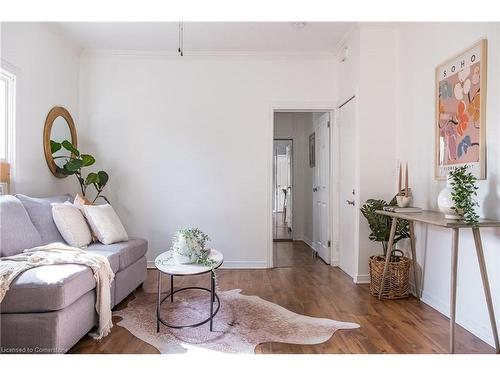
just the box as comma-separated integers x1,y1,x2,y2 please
51,139,110,203
449,166,479,226
171,228,219,288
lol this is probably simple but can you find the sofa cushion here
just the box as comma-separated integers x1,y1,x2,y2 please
85,248,120,273
16,194,72,245
86,237,147,271
0,195,43,257
0,264,96,313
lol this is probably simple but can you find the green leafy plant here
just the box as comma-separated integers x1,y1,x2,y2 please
51,140,109,203
449,166,479,226
360,196,409,258
171,228,219,287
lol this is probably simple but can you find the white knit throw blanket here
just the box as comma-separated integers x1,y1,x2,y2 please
0,243,115,340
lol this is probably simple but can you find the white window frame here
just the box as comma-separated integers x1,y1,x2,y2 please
1,65,17,192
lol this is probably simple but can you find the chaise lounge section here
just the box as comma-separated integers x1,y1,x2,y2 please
0,194,147,353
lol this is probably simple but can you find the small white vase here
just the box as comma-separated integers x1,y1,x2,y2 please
438,179,462,220
172,236,196,264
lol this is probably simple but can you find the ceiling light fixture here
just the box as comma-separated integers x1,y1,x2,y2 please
178,21,184,56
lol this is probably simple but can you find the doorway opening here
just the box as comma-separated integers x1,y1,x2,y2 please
273,139,293,241
272,110,332,268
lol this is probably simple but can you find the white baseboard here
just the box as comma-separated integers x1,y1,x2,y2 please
147,260,267,269
296,235,339,267
221,261,268,269
354,274,370,284
297,235,315,250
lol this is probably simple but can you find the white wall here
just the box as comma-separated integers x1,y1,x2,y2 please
0,23,81,196
273,112,315,243
79,53,337,267
336,24,399,282
357,25,399,280
395,22,500,347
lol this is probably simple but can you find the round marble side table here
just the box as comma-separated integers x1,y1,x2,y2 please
154,249,223,332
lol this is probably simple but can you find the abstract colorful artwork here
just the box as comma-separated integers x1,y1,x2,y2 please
435,40,487,179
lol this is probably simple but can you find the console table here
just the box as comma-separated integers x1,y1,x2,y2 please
375,209,500,354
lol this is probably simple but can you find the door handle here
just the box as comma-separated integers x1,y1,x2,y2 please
346,200,355,206
313,187,318,192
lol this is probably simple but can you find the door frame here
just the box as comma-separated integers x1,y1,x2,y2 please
267,102,337,268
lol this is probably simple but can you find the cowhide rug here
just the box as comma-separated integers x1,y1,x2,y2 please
114,289,359,353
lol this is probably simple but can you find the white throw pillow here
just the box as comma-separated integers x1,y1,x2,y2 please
83,204,129,245
51,202,92,248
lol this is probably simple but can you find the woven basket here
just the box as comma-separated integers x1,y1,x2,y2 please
369,252,411,299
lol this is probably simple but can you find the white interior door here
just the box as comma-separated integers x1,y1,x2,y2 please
338,98,357,278
313,113,330,263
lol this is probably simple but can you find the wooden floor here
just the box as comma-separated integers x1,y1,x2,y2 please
273,240,324,268
273,211,292,240
70,242,494,354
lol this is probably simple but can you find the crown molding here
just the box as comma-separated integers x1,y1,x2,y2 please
81,48,338,60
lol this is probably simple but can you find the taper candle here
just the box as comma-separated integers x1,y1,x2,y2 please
398,162,402,195
404,163,409,197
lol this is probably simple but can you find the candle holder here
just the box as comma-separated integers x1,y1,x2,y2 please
396,195,412,208
396,188,412,207
396,162,412,207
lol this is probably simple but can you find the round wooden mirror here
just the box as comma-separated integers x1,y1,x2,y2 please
43,106,78,178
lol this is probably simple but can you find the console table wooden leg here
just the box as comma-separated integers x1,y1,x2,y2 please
472,228,500,353
408,220,419,299
379,217,398,300
450,228,459,354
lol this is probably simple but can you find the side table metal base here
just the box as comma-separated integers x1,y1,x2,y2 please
156,272,220,332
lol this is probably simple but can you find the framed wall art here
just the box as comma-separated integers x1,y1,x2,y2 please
435,39,487,180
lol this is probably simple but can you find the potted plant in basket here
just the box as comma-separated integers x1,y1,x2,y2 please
361,196,411,299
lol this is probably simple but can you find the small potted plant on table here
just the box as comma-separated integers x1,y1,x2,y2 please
438,165,480,225
361,197,411,299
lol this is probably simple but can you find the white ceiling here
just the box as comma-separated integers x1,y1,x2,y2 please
54,22,354,53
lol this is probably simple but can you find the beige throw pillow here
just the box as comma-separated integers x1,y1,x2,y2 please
51,202,92,248
74,193,98,243
83,204,128,245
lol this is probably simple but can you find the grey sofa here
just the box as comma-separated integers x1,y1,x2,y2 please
0,194,147,353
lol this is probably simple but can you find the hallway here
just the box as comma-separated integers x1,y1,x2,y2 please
273,240,323,268
273,212,292,240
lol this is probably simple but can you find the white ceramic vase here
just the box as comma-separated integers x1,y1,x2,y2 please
438,179,462,220
172,236,197,264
